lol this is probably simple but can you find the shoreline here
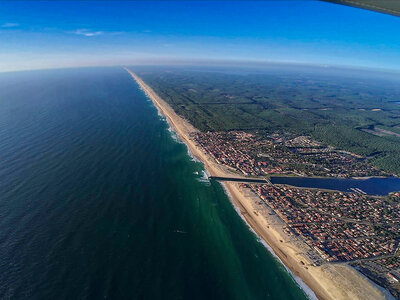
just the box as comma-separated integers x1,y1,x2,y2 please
219,182,318,300
126,68,389,300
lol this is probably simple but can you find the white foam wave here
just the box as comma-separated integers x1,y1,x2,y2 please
195,170,211,185
201,170,210,181
137,83,202,165
167,125,182,143
157,109,165,119
185,145,201,163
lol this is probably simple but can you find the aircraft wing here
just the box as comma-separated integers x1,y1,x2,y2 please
323,0,400,17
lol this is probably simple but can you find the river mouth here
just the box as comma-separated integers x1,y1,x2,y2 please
270,176,400,195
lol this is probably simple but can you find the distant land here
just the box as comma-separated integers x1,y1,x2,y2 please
135,64,400,175
128,64,400,299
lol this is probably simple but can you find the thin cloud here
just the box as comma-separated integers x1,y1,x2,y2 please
1,22,19,28
71,29,104,37
69,28,123,37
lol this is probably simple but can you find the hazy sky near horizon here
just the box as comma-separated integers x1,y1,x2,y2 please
1,1,400,72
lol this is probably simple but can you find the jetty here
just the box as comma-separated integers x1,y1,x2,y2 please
209,176,271,184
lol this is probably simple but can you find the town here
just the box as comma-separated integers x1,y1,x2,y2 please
193,131,387,178
249,184,400,296
192,130,400,297
250,184,399,261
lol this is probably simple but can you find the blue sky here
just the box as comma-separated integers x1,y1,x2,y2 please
1,1,400,72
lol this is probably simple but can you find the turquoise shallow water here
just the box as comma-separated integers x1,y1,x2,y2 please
0,67,308,299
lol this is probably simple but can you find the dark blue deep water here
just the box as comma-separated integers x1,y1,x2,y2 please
0,68,308,299
271,176,400,195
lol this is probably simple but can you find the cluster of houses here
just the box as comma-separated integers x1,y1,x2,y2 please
250,184,399,263
193,131,387,178
319,237,395,262
375,256,400,271
193,129,399,294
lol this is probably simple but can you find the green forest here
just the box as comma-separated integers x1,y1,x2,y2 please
136,66,400,174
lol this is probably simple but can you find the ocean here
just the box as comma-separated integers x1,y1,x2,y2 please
0,67,308,299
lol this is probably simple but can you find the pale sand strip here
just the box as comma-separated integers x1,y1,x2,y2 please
125,68,387,300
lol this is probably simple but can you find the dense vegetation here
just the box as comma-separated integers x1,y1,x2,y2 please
135,65,400,174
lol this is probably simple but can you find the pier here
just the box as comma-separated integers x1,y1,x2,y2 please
209,176,271,184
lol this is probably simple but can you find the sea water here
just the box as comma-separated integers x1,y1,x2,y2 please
0,67,308,299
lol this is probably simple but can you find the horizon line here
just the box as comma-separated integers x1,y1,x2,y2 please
1,58,400,76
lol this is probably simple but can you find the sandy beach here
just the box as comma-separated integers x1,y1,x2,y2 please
126,68,388,300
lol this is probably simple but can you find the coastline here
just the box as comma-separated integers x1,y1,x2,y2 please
125,68,389,300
